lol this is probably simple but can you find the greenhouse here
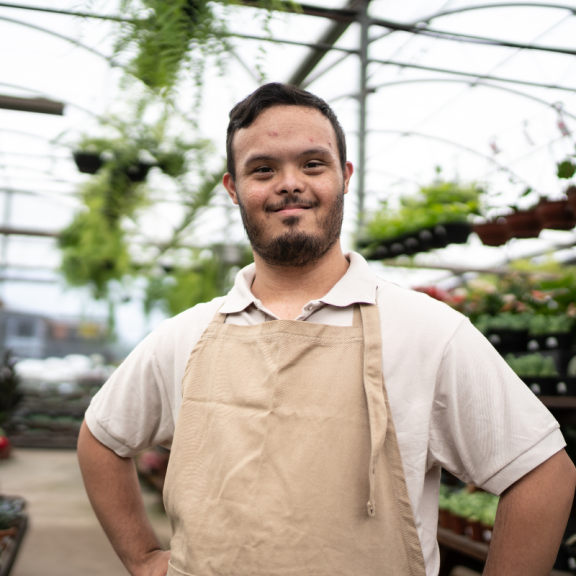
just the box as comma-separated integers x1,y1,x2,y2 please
1,0,576,575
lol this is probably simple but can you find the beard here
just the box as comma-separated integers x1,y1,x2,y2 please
237,185,345,268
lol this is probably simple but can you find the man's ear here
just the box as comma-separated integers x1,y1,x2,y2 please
223,173,239,205
343,161,354,195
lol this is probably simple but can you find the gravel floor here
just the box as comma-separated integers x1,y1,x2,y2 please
0,448,171,576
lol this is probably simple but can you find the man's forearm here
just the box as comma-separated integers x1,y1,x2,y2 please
77,421,169,576
483,449,576,576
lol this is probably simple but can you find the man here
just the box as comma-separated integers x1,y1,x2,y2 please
78,83,576,576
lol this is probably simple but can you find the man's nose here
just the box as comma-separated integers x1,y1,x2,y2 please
276,167,305,195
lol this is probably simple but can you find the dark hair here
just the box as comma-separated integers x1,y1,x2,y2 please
226,83,347,180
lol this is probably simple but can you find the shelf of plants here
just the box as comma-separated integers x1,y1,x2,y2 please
417,265,576,574
360,167,576,258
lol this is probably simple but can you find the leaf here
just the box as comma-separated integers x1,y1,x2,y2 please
557,160,576,179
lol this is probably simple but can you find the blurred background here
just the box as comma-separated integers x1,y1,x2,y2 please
0,0,576,574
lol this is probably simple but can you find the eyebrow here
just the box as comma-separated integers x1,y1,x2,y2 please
243,147,333,167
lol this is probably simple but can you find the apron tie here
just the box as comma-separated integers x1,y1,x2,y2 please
358,303,388,517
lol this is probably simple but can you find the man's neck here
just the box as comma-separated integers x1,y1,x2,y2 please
250,241,350,320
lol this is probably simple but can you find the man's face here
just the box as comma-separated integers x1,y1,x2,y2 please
223,105,353,267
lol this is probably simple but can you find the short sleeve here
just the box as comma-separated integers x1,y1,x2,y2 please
85,329,175,458
427,318,565,494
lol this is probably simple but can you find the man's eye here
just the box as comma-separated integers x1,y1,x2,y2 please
305,161,323,169
255,166,273,173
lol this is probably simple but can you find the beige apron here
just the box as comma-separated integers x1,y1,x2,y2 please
164,303,426,576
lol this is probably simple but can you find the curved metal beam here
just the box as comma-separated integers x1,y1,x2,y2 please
0,81,100,118
368,58,576,92
367,129,535,189
364,78,576,121
0,15,112,62
421,3,576,24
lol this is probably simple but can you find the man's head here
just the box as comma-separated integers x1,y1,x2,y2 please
223,83,353,268
226,83,347,181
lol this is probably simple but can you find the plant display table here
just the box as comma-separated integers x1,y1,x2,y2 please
437,527,571,576
0,506,27,576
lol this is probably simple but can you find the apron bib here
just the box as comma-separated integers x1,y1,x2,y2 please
164,303,426,576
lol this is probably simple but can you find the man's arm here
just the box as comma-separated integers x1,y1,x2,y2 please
483,449,576,576
77,421,170,576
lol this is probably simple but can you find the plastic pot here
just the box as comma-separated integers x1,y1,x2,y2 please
535,199,576,231
555,377,576,396
438,509,451,529
523,376,559,396
437,222,471,245
505,209,541,239
73,151,103,174
429,225,449,249
530,332,573,351
487,329,528,351
473,221,510,247
126,161,153,183
567,186,576,213
466,519,483,542
450,514,467,535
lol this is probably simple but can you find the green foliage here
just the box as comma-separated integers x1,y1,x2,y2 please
505,353,559,377
529,314,574,335
0,351,22,428
60,116,218,302
557,159,576,180
365,180,482,241
114,0,228,93
145,247,253,316
439,488,499,527
111,0,297,94
474,312,533,333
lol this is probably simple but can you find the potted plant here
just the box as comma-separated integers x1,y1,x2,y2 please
505,353,560,395
73,151,103,174
535,197,575,230
363,180,481,258
567,185,576,213
476,313,532,351
472,218,510,247
505,208,541,239
528,314,574,351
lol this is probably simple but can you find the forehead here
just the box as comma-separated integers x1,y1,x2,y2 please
233,105,338,164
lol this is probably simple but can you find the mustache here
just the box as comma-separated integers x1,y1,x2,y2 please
265,196,319,213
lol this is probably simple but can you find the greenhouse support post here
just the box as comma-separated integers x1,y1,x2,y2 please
357,0,369,233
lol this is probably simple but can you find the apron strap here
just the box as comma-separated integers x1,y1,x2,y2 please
352,304,362,326
360,303,388,517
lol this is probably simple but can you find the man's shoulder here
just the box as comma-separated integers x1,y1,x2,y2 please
147,296,227,357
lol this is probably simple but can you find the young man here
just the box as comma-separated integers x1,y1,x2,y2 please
78,83,576,576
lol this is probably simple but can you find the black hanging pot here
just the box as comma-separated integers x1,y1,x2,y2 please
126,161,154,183
73,151,103,174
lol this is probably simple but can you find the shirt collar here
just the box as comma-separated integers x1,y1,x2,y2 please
219,251,377,315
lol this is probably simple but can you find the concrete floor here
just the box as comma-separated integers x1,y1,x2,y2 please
0,448,171,576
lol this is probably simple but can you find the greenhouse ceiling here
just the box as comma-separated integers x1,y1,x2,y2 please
0,0,575,344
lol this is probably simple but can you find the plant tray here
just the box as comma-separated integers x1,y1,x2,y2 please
363,222,471,260
0,514,27,576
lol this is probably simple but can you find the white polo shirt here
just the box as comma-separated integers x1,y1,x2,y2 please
86,252,565,576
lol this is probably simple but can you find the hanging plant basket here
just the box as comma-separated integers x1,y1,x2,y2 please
126,161,154,183
505,209,541,239
535,199,576,231
73,152,103,175
472,220,510,247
